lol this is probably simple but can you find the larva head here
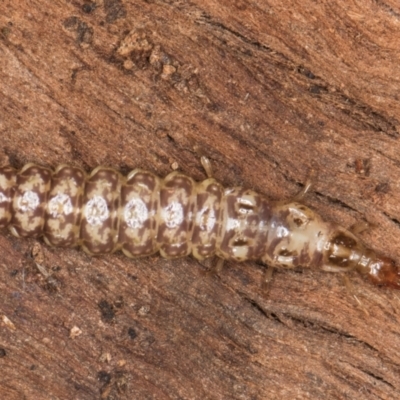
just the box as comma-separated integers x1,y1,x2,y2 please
362,256,400,289
327,231,400,289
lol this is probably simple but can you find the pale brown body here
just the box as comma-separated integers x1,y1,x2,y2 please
0,162,399,289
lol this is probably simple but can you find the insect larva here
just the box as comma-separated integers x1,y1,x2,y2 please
0,159,399,289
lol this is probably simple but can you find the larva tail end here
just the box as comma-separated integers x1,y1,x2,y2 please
367,257,400,289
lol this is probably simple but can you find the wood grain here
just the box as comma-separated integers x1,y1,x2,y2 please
1,1,400,399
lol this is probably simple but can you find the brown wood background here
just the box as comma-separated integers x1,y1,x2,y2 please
1,1,400,399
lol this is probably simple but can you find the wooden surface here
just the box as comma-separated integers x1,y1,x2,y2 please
1,1,400,399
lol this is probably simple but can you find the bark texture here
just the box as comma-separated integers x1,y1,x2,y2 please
1,1,400,399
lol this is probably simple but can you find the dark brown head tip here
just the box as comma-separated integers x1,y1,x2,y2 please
368,257,400,289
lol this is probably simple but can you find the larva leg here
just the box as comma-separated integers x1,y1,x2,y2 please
202,257,225,277
349,221,371,235
341,275,370,316
262,266,275,292
200,156,213,179
210,257,225,275
215,257,224,273
293,170,316,200
323,263,369,314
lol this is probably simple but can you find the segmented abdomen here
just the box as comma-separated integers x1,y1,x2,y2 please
2,163,400,290
0,164,269,261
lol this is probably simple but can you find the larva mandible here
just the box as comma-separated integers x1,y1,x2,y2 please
0,157,399,289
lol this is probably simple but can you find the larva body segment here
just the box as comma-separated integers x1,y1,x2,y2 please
157,172,196,258
119,169,161,258
0,163,399,290
44,165,85,247
11,164,52,238
0,166,15,228
81,167,121,255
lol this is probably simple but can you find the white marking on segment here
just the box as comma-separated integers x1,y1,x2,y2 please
0,193,9,203
124,198,148,229
85,195,109,226
18,191,40,212
48,193,73,218
162,201,183,228
227,217,240,231
276,226,289,238
196,207,216,232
